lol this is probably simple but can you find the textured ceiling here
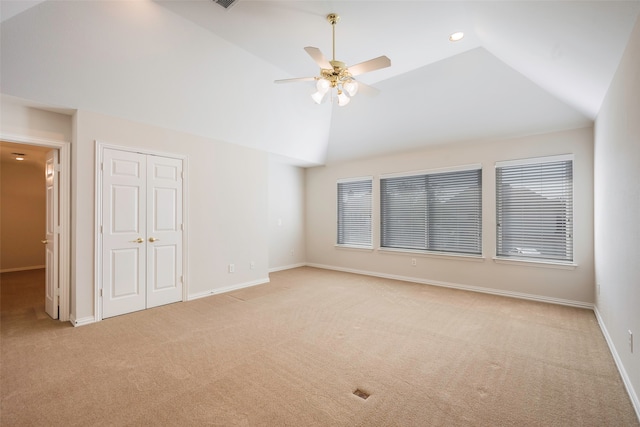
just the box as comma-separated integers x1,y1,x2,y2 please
1,1,639,165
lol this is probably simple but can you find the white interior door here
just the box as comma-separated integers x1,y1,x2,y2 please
44,150,59,319
101,148,183,319
146,155,183,308
102,149,147,318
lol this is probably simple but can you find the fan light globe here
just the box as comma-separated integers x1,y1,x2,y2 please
316,79,331,94
311,91,326,104
343,80,358,97
337,91,351,106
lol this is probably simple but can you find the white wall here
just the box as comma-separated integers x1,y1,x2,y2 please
71,109,270,322
306,127,594,305
594,16,640,416
0,95,72,142
268,156,306,271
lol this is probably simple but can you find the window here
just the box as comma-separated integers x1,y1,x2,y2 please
337,177,372,248
380,166,482,255
496,155,573,262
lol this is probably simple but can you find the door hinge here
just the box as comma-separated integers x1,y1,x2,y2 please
180,224,183,231
55,164,61,172
55,288,60,296
180,275,183,283
100,289,103,297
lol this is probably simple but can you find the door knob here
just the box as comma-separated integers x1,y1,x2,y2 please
41,239,49,244
148,237,159,242
130,237,144,243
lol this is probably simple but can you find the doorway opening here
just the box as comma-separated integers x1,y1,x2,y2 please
0,137,70,322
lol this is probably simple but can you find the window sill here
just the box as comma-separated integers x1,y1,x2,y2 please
492,257,577,270
335,244,374,252
377,247,485,262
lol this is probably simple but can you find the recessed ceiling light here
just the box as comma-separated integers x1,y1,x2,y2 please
449,32,464,42
12,152,25,161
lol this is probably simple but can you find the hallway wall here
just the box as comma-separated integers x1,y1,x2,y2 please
0,144,46,271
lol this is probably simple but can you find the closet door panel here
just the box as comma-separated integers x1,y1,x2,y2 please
102,149,147,318
146,155,183,308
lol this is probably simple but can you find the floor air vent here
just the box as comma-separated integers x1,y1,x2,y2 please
213,0,238,9
353,389,370,400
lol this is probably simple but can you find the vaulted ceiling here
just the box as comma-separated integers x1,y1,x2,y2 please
1,1,639,165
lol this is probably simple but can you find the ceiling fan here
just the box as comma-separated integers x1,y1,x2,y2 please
275,13,391,106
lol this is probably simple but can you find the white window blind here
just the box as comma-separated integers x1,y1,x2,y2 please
496,157,573,262
337,178,372,247
380,175,427,250
380,168,482,255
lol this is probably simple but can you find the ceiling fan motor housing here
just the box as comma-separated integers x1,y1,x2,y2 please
320,60,353,88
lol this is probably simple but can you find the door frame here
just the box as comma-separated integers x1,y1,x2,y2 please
0,133,71,322
94,141,189,321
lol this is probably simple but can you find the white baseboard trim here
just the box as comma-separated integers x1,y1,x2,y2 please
0,265,45,273
594,306,640,422
306,263,593,309
269,263,306,273
188,277,271,301
70,314,96,327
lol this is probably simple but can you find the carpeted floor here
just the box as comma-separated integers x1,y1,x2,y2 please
1,267,638,426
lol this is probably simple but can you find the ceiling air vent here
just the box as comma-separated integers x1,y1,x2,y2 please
213,0,238,9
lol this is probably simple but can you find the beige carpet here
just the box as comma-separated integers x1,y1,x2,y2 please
1,267,638,426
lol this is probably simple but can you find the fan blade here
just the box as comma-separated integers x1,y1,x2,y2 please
356,80,380,97
274,77,316,84
304,46,332,69
348,55,391,76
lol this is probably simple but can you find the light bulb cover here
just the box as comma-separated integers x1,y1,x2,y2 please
343,80,358,97
316,78,331,94
311,91,326,104
337,91,351,106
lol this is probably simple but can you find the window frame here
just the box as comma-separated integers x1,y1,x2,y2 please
495,154,575,266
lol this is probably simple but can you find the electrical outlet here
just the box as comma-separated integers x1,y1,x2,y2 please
629,330,634,353
250,261,255,270
290,249,295,256
411,258,417,266
228,264,235,273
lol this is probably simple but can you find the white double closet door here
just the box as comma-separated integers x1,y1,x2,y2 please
101,148,183,319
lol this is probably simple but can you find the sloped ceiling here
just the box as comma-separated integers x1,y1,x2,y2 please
1,1,639,166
